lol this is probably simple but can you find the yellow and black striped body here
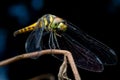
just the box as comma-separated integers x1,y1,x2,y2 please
13,14,67,36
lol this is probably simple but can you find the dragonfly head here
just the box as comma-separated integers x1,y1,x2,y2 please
51,17,67,33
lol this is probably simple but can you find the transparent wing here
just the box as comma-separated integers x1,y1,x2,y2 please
25,19,45,53
65,21,117,65
55,33,103,72
25,27,44,53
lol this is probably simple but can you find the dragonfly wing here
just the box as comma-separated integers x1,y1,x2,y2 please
54,33,103,72
65,21,117,65
25,22,45,53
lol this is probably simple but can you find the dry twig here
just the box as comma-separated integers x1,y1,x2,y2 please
0,49,81,80
58,55,71,80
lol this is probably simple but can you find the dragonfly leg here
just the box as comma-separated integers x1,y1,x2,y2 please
48,32,56,49
54,33,60,49
51,32,56,49
48,32,52,49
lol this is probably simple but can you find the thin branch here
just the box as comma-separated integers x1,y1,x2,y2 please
0,49,81,80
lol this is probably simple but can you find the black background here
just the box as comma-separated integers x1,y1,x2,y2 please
0,0,120,80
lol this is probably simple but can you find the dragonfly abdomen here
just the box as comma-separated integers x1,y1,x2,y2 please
13,22,38,36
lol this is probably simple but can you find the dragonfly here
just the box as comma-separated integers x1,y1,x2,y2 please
13,14,117,72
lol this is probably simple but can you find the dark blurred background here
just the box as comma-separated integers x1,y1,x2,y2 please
0,0,120,80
